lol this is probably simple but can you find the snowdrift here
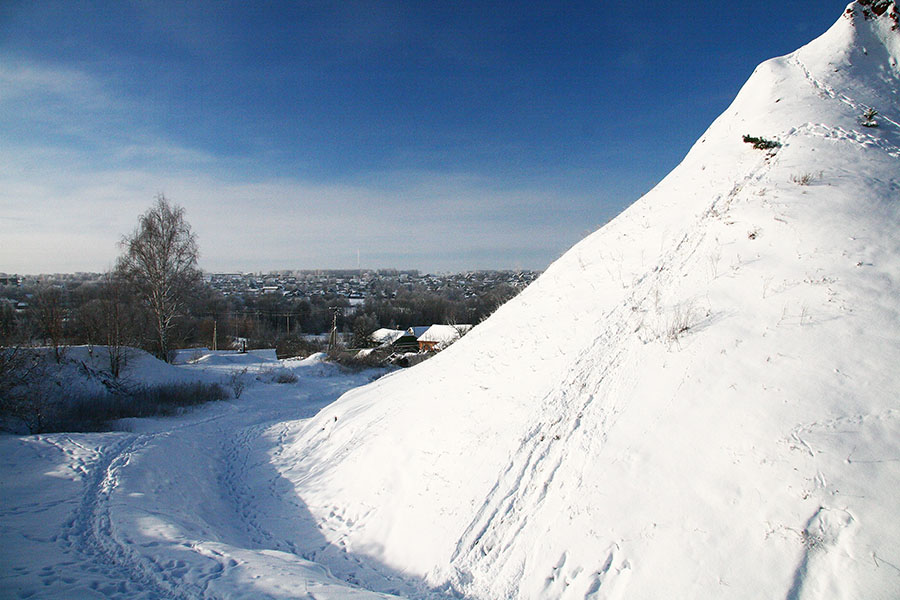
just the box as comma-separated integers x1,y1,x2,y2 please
170,348,279,365
282,4,900,599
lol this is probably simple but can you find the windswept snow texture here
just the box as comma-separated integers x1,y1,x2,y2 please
282,4,900,600
2,4,900,600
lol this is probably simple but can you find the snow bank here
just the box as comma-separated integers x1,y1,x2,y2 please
21,345,216,391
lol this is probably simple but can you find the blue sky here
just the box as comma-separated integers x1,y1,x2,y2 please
1,1,849,273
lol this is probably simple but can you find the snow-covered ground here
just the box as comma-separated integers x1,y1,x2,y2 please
3,3,899,599
0,353,417,599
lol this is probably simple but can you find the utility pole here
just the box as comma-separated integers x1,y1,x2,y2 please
328,306,343,352
212,320,217,351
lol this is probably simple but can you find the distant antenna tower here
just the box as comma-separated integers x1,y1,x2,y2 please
357,248,360,271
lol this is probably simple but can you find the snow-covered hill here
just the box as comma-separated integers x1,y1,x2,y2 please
282,4,900,598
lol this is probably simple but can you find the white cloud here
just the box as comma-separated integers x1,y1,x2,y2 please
0,58,611,274
0,146,601,274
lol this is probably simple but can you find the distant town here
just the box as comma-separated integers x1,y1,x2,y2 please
2,268,540,303
206,269,540,301
0,269,541,361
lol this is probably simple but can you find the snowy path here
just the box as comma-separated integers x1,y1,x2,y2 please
0,360,435,599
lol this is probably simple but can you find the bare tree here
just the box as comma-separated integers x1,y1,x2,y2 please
82,271,139,377
0,301,18,345
117,195,201,362
77,300,102,356
31,286,68,363
351,313,377,348
0,346,51,433
103,272,135,377
448,318,472,339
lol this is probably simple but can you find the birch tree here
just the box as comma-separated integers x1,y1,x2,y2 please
117,195,201,362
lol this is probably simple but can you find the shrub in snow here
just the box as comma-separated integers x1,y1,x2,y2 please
256,366,299,384
662,301,712,347
1,373,229,433
229,367,248,398
328,346,395,370
665,303,697,344
857,0,893,19
861,107,878,127
790,172,819,185
742,134,781,150
274,370,298,384
58,382,229,432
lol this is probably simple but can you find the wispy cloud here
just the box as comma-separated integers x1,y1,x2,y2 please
0,61,105,104
0,57,214,168
0,58,122,146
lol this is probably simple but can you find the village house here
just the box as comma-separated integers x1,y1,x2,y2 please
368,324,472,354
416,324,472,352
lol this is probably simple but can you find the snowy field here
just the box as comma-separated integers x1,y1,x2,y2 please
0,352,422,599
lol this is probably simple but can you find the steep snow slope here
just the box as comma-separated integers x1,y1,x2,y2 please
282,4,900,599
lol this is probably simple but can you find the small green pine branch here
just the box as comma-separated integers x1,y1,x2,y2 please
743,135,781,150
861,108,878,127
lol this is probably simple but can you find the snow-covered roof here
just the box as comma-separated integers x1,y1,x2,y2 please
406,326,430,338
370,328,406,345
417,324,472,344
